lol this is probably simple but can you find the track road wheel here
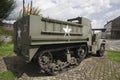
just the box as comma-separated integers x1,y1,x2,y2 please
77,45,88,60
50,63,60,75
38,51,53,72
97,45,105,57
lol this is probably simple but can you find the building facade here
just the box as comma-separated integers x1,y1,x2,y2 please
104,16,120,39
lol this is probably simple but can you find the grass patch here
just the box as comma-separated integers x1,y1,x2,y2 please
107,50,120,62
0,27,13,36
0,71,15,80
0,43,15,56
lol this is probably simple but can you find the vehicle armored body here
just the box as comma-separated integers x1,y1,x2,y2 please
14,15,105,75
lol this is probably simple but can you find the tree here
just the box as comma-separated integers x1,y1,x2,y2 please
31,7,42,16
0,0,15,19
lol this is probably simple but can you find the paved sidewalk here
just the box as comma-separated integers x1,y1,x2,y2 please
106,40,120,51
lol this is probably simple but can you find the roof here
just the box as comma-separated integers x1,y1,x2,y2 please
104,16,120,27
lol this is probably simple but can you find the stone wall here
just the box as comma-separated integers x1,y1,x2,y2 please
0,35,13,43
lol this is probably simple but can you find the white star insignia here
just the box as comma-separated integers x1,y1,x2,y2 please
63,25,72,36
17,28,21,38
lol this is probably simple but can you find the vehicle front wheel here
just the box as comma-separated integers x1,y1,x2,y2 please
97,45,105,57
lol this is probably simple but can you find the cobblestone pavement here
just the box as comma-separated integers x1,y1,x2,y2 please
1,53,120,80
29,55,120,80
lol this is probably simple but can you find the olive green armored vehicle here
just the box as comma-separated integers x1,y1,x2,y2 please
14,15,105,75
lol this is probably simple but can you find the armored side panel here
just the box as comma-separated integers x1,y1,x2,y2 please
81,17,92,46
67,17,92,46
29,15,88,45
14,16,30,61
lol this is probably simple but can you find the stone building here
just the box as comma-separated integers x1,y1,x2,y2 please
104,16,120,39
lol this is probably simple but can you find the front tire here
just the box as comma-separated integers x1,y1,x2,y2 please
97,45,105,57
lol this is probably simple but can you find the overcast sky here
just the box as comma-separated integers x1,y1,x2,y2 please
8,0,120,28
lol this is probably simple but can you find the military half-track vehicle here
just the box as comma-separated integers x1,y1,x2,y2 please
14,15,105,75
